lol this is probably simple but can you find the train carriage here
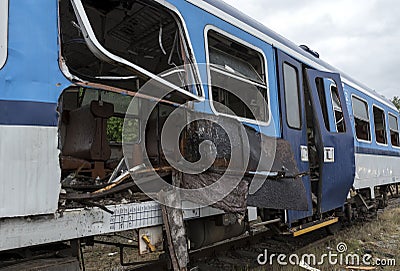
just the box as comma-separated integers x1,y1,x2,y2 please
0,0,399,269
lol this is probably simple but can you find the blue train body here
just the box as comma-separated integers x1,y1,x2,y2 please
0,0,399,255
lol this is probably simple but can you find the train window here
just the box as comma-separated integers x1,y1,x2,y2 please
283,63,301,129
207,29,268,122
351,96,371,141
80,89,140,143
315,78,330,131
389,113,399,147
330,85,346,133
373,106,387,145
0,0,8,69
60,0,201,100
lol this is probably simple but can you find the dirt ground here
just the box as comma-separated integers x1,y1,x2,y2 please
83,200,400,271
255,200,400,271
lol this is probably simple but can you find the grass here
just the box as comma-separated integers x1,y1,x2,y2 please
252,206,400,271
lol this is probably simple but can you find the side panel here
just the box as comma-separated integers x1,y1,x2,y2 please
0,126,60,217
355,153,400,187
0,1,70,217
0,0,69,104
0,202,163,252
344,83,400,197
167,0,280,137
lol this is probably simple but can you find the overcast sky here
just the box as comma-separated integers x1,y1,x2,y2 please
222,0,400,100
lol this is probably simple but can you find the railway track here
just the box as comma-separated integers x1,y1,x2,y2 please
125,224,333,271
124,197,400,271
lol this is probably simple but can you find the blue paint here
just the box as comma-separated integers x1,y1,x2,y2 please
0,0,70,105
167,0,280,137
307,70,355,213
344,83,400,156
355,146,400,157
0,100,58,126
276,51,312,223
0,0,398,226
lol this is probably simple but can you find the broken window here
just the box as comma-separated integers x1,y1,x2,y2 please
352,96,371,141
314,77,330,131
59,0,201,102
389,113,400,147
330,85,345,133
207,30,268,122
0,0,8,69
58,87,141,180
373,106,387,145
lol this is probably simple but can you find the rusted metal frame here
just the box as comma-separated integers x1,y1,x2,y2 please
59,69,182,107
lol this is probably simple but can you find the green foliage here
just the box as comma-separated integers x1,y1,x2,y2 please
107,117,124,143
107,116,139,143
392,96,400,111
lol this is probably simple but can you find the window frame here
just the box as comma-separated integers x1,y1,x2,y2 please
0,0,8,70
372,104,388,146
282,61,301,130
329,82,346,133
67,0,204,102
351,94,372,143
204,25,271,126
388,112,400,148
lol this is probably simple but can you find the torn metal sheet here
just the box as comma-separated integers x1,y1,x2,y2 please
182,172,249,214
181,112,308,212
245,128,308,210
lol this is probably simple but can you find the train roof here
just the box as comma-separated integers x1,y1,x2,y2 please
186,0,397,110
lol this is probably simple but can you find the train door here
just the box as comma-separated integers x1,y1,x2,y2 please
277,51,313,223
305,69,355,214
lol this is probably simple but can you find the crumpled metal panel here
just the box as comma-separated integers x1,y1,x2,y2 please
246,131,308,211
181,113,308,213
182,172,249,214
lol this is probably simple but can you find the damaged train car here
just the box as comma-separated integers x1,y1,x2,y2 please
1,0,400,270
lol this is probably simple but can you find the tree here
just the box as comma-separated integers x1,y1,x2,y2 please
392,96,400,111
